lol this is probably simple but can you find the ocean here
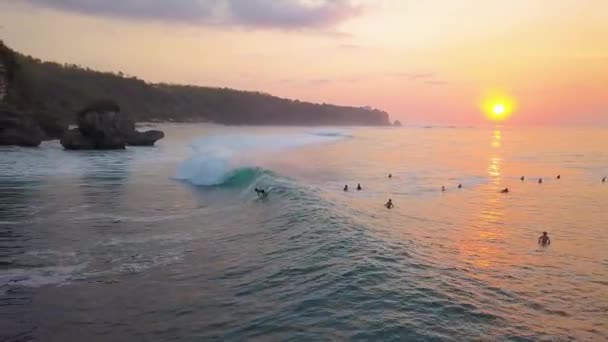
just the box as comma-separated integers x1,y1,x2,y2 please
1,125,607,341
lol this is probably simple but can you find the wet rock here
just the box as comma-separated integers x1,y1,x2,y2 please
0,108,44,147
127,129,164,146
60,128,97,150
61,100,164,150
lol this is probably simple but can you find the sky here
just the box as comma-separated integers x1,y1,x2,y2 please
0,0,607,125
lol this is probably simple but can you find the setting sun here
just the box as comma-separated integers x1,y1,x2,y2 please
3,1,608,341
493,104,505,116
481,92,515,121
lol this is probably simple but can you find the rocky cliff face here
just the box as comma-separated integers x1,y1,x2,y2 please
0,62,7,102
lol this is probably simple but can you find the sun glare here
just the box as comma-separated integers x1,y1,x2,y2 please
481,92,515,121
493,104,505,115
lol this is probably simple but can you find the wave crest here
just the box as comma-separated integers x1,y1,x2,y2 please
175,130,350,187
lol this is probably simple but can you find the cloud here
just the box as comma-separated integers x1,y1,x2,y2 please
391,72,435,81
307,78,332,86
336,43,363,50
279,76,370,87
389,71,449,85
13,0,364,29
425,80,448,86
227,0,363,29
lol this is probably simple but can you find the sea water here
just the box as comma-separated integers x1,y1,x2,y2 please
1,125,607,341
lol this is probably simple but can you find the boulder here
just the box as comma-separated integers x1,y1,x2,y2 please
60,129,96,150
0,108,44,147
61,108,128,150
61,128,125,150
393,120,402,127
78,109,125,140
61,101,163,150
127,130,164,146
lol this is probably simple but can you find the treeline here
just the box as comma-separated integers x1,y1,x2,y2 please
1,42,390,126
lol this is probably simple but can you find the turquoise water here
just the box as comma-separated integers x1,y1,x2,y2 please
1,125,607,341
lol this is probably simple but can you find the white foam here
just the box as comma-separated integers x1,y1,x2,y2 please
99,233,191,247
174,130,350,186
0,264,87,293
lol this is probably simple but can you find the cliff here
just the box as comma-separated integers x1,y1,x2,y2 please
0,42,390,126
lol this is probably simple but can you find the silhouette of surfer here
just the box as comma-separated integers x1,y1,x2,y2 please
603,177,606,183
557,174,561,179
501,188,509,193
458,184,462,189
441,186,445,192
538,232,551,246
385,199,394,209
254,188,266,197
521,176,525,181
343,184,348,192
388,174,392,179
357,183,362,191
538,178,543,184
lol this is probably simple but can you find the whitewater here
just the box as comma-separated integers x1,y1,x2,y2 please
1,124,608,341
174,129,351,186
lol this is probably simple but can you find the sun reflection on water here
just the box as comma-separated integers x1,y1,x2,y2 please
488,156,501,179
492,130,502,148
459,129,509,269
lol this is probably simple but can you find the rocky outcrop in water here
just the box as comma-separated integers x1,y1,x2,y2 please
60,128,97,150
0,108,44,147
393,120,402,127
127,130,165,146
60,101,164,150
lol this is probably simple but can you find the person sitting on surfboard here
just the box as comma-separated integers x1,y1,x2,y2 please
344,185,349,192
357,183,362,191
385,199,394,209
538,232,551,246
501,188,509,193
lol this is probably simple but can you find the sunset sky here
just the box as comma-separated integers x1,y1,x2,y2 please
0,0,606,125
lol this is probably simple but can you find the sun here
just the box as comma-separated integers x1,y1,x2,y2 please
480,92,515,121
493,104,505,116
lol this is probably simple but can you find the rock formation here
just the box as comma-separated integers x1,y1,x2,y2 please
0,108,44,147
127,130,165,146
60,128,97,150
60,101,164,150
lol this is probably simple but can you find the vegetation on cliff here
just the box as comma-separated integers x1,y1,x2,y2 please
0,41,390,126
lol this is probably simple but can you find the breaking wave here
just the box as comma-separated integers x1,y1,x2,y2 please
174,130,350,186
